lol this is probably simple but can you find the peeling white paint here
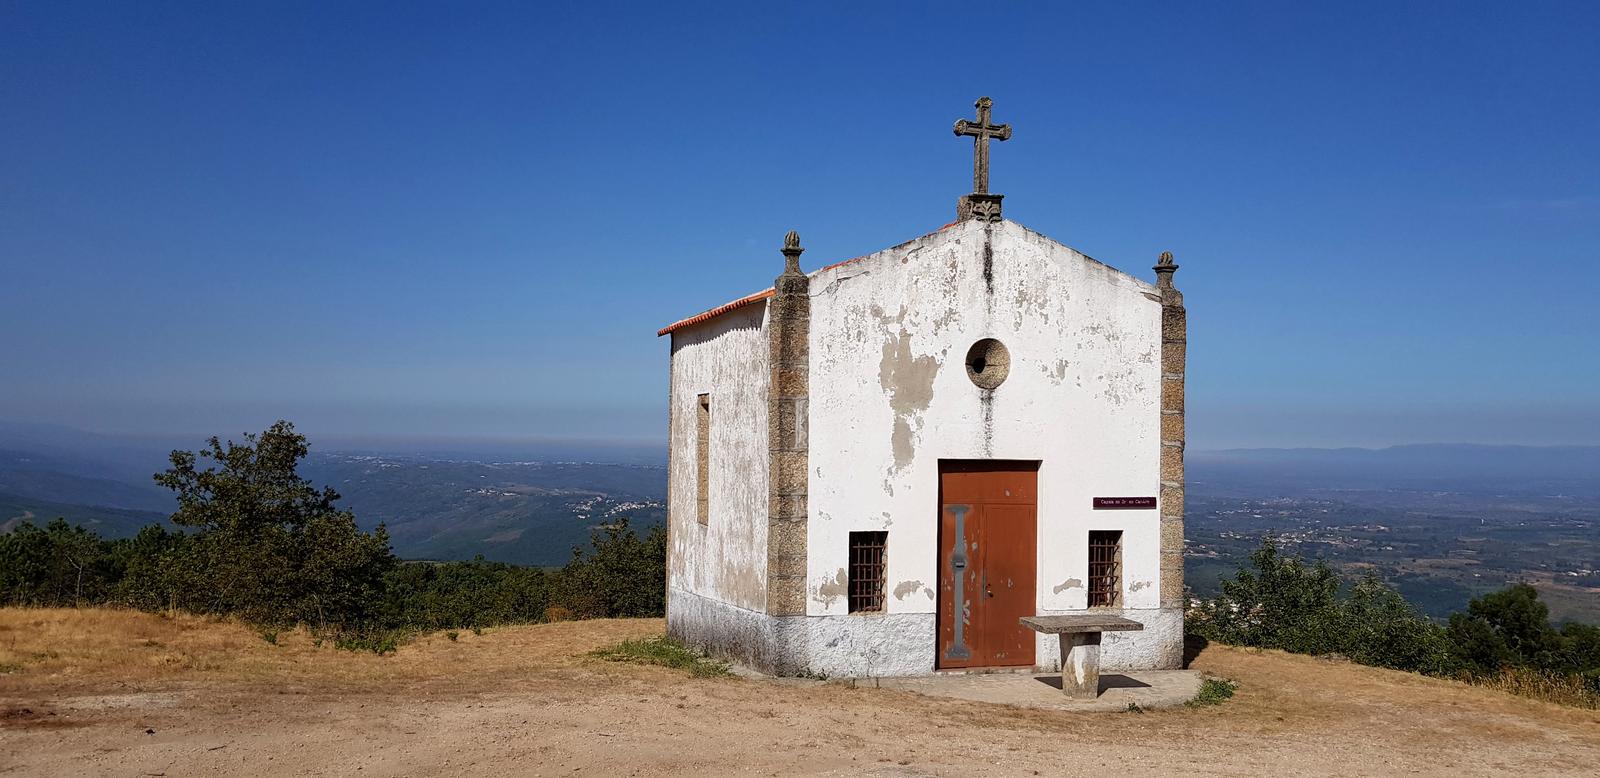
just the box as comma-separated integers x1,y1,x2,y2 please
666,303,770,612
807,219,1166,628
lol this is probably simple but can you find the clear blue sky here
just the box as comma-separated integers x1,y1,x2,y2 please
2,1,1597,450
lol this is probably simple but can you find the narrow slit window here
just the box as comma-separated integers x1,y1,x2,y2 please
696,393,710,525
1088,530,1123,608
848,531,887,613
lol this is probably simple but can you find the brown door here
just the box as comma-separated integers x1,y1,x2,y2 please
937,461,1038,669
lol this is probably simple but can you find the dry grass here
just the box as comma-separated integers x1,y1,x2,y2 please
0,607,662,692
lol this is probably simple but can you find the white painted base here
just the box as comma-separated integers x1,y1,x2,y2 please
667,586,786,671
671,588,1186,677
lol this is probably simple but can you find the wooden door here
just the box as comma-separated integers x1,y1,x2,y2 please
937,461,1038,669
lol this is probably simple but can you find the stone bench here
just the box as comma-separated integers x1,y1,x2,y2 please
1020,615,1145,699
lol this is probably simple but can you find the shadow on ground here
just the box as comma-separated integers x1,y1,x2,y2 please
1033,674,1152,692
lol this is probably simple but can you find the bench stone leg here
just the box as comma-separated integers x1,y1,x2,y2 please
1059,632,1101,699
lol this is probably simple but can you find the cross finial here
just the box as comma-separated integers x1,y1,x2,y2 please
953,96,1012,195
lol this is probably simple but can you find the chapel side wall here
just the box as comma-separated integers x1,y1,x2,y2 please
801,219,1175,675
665,303,771,616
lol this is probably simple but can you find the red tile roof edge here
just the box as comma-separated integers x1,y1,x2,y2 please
655,288,775,336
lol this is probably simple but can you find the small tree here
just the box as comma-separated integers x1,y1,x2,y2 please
550,518,666,619
154,420,395,627
1447,583,1568,674
1341,574,1456,675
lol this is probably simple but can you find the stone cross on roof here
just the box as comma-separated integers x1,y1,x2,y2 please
953,96,1012,195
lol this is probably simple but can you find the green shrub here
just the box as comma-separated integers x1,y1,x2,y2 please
549,518,665,619
1188,677,1237,707
1447,583,1566,675
333,629,402,655
380,557,550,631
0,519,124,606
1186,538,1455,675
1189,538,1600,709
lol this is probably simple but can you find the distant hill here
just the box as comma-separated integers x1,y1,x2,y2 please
1191,444,1600,496
0,450,174,514
0,422,666,565
0,491,169,537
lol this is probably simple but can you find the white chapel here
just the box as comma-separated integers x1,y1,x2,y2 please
656,98,1188,678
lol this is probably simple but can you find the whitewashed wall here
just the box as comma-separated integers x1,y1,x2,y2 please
666,303,770,613
805,219,1168,668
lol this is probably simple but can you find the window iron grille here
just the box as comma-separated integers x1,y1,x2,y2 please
1088,530,1123,608
848,531,888,613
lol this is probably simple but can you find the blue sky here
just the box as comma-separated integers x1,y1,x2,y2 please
2,1,1597,450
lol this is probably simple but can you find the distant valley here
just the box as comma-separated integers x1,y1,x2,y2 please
2,423,1595,618
301,453,664,565
0,422,666,567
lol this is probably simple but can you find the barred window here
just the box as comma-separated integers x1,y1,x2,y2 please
1088,530,1123,608
848,531,887,613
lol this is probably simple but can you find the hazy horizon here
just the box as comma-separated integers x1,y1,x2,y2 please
4,418,1597,462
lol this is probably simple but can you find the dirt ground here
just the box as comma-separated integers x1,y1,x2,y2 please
2,609,1598,776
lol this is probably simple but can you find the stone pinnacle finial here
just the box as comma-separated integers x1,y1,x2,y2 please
1154,251,1181,294
781,230,804,275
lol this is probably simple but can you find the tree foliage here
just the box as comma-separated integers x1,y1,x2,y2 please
151,421,395,627
1188,538,1455,674
380,557,550,631
1447,583,1599,679
549,518,666,619
1190,537,1600,694
0,519,122,606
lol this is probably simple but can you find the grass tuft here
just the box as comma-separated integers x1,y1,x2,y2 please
1188,677,1237,707
332,629,403,655
1464,668,1599,710
590,635,730,678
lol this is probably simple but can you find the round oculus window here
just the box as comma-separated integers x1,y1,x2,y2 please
964,338,1010,389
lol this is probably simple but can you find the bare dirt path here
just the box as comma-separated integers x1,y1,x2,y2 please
2,609,1597,776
